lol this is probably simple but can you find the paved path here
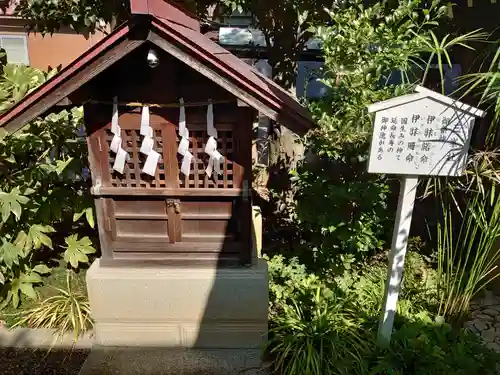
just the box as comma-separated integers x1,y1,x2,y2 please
464,290,500,351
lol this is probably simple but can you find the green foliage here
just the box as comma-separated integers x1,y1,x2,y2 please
0,64,59,110
419,29,488,93
266,251,499,375
63,235,95,269
267,287,370,375
461,39,500,146
267,254,331,320
0,62,96,309
219,0,332,86
421,37,500,323
266,255,371,375
10,270,93,341
288,0,448,270
291,151,391,270
338,250,439,322
13,0,130,34
0,187,29,222
368,323,500,375
311,0,448,135
429,150,500,323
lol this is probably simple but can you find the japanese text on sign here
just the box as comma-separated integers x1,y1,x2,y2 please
368,100,475,176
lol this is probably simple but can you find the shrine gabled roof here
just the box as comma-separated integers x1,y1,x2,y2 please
0,1,314,135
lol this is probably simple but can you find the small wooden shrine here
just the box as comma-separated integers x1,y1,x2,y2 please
0,0,313,266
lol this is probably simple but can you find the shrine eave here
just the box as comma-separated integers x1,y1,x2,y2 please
0,14,314,135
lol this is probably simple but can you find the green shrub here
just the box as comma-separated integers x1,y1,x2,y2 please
267,254,331,319
266,268,372,375
0,61,96,309
335,249,439,322
267,290,371,375
10,269,92,341
429,41,500,323
287,0,452,270
368,323,500,375
266,253,499,375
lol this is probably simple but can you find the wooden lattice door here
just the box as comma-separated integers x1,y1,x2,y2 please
85,104,253,265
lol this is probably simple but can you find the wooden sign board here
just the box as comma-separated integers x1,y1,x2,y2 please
368,86,484,177
367,86,486,346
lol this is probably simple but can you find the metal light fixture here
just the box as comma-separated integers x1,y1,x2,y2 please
146,48,160,68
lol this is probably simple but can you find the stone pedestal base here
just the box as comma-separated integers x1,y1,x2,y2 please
86,258,269,349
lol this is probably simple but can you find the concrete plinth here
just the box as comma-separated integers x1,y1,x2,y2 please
86,259,268,350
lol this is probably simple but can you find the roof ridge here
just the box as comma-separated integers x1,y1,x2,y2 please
130,0,200,31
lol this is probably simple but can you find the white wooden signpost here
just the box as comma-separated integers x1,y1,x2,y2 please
367,85,486,346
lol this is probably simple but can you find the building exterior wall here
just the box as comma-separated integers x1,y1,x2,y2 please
27,30,105,70
0,18,106,70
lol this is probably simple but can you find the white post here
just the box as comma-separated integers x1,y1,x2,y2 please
377,176,418,346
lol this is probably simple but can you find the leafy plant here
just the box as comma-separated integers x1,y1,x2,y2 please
265,249,494,375
368,323,500,375
0,61,96,309
336,250,439,322
0,64,59,112
63,235,96,269
10,270,93,341
432,151,500,323
13,0,131,34
285,0,449,271
420,38,500,323
419,29,488,91
460,40,500,146
267,285,370,375
267,254,331,320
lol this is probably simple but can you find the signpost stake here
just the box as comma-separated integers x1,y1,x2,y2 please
377,176,418,346
367,85,486,346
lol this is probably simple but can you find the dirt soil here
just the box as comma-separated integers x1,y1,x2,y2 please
0,347,89,375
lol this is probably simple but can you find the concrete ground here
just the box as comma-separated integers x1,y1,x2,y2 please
0,327,268,375
78,347,267,375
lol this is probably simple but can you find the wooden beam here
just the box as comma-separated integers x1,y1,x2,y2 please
147,31,275,121
92,186,244,197
101,252,243,267
114,212,233,220
54,97,73,106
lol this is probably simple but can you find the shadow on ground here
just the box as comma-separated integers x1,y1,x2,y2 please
0,347,89,375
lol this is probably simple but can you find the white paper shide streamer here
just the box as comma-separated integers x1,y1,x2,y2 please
139,106,160,177
110,96,129,174
177,98,192,176
205,101,224,178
